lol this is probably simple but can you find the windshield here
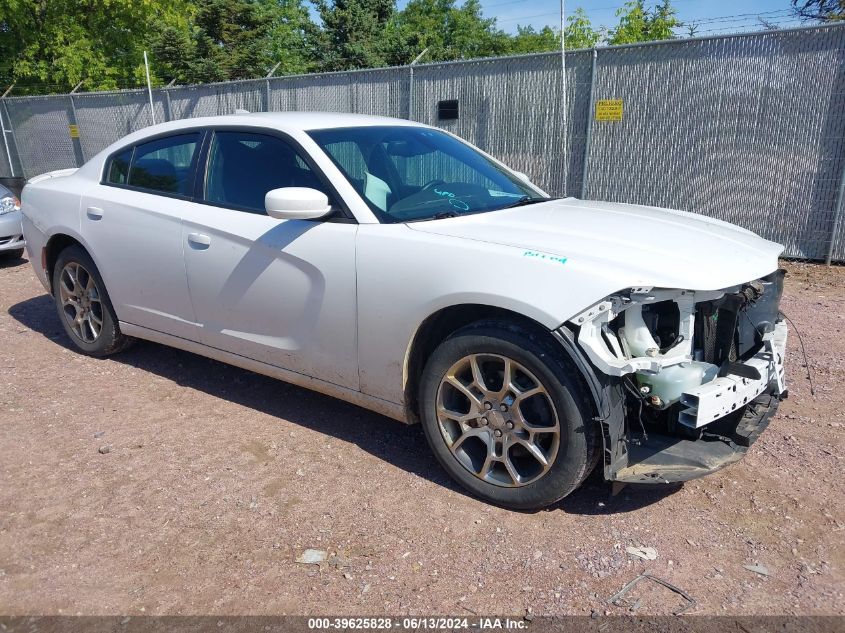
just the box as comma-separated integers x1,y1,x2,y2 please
308,126,549,222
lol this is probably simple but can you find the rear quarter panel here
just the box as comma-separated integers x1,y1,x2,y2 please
21,173,91,289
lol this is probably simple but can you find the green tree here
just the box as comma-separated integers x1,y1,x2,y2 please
507,9,600,55
152,0,311,85
508,25,560,54
607,0,681,45
0,0,191,93
646,0,681,41
261,0,319,75
150,24,197,85
314,0,396,70
192,0,273,81
386,0,508,64
564,7,603,49
792,0,845,21
444,0,509,59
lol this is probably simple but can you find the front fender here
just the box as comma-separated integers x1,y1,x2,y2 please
355,224,617,405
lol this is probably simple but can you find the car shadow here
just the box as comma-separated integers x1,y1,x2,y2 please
8,293,681,516
0,252,28,268
549,471,682,515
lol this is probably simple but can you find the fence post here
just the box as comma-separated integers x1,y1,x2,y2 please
581,48,598,200
826,157,845,265
560,1,568,197
408,65,414,119
408,48,429,121
1,100,22,177
67,94,86,166
265,62,280,113
164,88,174,122
0,100,15,177
143,51,156,125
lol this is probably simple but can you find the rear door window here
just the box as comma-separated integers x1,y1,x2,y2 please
128,133,200,196
106,147,133,185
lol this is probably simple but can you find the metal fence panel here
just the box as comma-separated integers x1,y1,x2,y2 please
352,67,409,117
270,67,409,117
410,52,592,197
270,72,355,113
583,26,845,260
4,96,77,176
167,79,266,120
73,89,167,159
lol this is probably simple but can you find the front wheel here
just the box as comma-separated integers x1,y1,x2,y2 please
419,322,599,510
52,245,133,356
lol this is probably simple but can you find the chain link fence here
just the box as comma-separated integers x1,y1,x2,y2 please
1,24,843,261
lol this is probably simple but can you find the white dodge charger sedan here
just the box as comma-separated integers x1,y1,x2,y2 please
21,112,787,509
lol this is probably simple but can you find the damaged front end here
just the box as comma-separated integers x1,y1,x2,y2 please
558,269,787,484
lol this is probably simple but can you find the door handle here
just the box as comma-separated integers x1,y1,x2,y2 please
86,206,104,221
187,232,211,250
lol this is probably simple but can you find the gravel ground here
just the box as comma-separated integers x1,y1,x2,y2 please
0,256,842,617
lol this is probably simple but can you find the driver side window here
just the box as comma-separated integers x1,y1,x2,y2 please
204,131,329,214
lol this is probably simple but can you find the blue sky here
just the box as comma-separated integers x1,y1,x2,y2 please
489,0,802,35
308,1,805,36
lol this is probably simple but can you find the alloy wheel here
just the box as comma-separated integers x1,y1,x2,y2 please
435,353,561,487
59,262,104,344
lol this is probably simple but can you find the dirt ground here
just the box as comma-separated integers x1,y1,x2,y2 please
0,256,842,617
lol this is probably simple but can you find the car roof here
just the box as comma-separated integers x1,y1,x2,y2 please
243,111,425,131
131,111,426,138
79,111,432,178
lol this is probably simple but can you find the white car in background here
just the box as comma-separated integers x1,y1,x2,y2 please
21,112,787,509
0,182,25,259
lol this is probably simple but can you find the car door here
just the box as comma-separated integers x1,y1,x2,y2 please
81,132,202,340
180,129,359,390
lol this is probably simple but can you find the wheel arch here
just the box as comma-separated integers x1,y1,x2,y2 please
402,303,602,425
43,233,85,293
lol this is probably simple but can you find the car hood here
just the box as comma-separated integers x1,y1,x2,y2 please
406,198,783,291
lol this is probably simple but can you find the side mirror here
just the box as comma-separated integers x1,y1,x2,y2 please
265,187,332,220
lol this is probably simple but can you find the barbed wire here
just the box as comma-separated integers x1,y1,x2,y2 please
696,19,806,35
496,5,799,26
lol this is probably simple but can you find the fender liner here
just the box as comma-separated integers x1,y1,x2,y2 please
552,327,628,481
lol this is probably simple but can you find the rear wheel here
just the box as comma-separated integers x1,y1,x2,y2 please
52,245,133,356
419,321,598,510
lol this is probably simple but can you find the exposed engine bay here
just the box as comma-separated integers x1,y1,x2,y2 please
558,269,788,484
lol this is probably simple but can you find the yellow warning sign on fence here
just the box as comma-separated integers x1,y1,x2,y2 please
68,124,80,138
595,99,623,121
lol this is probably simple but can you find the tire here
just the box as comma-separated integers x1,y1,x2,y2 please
52,244,133,357
0,248,24,260
419,321,599,510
